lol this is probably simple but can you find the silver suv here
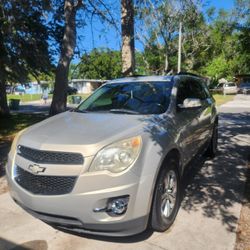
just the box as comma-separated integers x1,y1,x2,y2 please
6,74,218,236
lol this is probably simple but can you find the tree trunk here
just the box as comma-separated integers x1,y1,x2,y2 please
121,0,135,76
50,0,79,115
0,76,10,117
164,50,169,75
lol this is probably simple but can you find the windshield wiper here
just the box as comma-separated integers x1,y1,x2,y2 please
72,109,88,113
109,109,140,114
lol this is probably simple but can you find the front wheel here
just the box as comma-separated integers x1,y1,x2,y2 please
150,157,181,232
206,122,218,158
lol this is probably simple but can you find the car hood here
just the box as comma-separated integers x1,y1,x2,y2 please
18,111,147,157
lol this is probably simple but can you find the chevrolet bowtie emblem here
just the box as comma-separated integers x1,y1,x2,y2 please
28,164,46,174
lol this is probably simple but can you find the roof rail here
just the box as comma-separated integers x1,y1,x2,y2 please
127,74,149,77
177,72,201,77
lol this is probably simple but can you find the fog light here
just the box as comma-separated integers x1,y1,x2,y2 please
93,195,129,216
108,196,129,215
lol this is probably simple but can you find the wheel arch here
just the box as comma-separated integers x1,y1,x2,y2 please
147,147,182,229
147,148,182,215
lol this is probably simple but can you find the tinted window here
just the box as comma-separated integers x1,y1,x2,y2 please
176,79,192,105
189,80,207,100
200,80,211,98
76,81,173,114
176,78,207,105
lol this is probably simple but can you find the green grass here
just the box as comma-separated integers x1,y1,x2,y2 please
212,94,235,106
7,94,52,103
0,113,47,140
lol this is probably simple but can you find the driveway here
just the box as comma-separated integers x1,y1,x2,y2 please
0,95,249,250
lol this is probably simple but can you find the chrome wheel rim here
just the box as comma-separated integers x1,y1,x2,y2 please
160,170,177,218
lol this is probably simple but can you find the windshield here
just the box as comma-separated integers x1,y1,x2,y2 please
76,81,173,114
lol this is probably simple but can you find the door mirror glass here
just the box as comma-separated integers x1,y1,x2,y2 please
178,98,202,109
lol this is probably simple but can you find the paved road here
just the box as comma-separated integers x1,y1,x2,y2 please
12,100,76,114
0,95,249,250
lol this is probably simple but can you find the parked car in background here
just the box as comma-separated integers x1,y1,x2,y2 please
215,82,238,95
7,73,218,236
238,82,250,94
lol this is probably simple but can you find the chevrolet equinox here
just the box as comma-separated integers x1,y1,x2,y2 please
6,73,218,236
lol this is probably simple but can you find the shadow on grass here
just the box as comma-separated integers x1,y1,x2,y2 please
0,113,47,139
0,113,47,176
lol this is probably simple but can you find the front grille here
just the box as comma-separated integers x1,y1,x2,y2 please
14,166,77,195
18,145,84,165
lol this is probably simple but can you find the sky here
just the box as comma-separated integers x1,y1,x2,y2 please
73,0,235,63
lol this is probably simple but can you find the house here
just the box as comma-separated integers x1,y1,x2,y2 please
69,79,107,94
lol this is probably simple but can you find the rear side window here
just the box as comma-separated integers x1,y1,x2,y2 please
176,77,209,105
176,79,193,105
200,80,212,98
189,79,207,100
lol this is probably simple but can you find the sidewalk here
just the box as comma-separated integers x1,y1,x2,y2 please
12,99,76,114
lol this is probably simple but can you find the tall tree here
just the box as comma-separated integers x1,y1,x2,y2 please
0,0,52,117
121,0,135,76
49,0,82,115
78,48,122,79
136,0,203,74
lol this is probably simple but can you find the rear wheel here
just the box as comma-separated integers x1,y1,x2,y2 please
150,157,181,232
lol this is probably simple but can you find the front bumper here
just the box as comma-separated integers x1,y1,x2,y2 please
6,153,153,236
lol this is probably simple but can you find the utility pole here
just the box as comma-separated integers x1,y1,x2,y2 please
178,22,182,73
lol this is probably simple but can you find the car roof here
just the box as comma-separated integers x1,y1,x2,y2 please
108,75,174,84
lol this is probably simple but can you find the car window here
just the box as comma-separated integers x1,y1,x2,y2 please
217,83,223,88
176,79,193,105
189,79,207,100
225,83,236,87
76,81,173,114
200,80,212,98
176,78,208,105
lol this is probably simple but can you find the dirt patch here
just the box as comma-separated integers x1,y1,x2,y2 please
235,156,250,250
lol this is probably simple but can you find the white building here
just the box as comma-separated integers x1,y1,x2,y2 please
69,79,106,94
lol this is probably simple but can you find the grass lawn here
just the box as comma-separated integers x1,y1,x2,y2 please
0,113,47,141
212,94,235,106
7,94,52,103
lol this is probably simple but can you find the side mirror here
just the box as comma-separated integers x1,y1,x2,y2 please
178,98,202,109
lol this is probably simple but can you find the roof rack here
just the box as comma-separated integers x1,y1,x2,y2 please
177,72,201,77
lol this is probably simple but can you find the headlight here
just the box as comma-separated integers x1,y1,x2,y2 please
10,128,27,154
89,136,142,173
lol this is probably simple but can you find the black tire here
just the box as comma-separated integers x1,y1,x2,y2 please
206,122,218,158
150,156,181,232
